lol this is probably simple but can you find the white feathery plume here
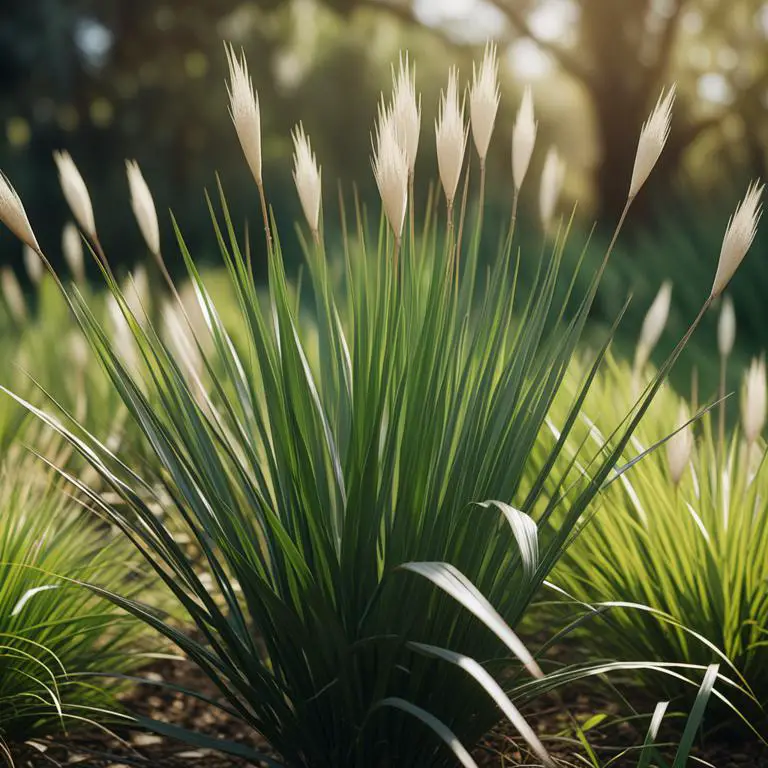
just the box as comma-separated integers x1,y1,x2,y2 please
225,44,262,188
24,244,43,285
512,86,537,191
372,99,408,239
539,147,566,231
742,356,767,445
435,67,467,207
0,171,39,251
711,181,763,298
718,295,736,359
53,150,96,237
291,123,322,235
469,42,500,164
667,402,693,486
62,221,85,283
628,84,676,200
126,160,160,256
391,52,421,174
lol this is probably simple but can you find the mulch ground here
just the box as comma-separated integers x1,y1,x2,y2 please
12,658,768,767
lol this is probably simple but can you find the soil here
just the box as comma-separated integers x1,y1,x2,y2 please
12,658,768,768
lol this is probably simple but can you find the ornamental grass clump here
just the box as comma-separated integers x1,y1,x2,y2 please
542,281,768,719
0,453,152,760
0,47,748,766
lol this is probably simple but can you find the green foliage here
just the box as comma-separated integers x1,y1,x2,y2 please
539,351,768,719
9,151,732,767
0,453,152,756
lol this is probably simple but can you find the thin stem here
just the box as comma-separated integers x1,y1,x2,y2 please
393,235,401,288
257,180,273,260
478,159,487,232
408,172,415,266
597,198,632,285
718,353,727,454
510,186,519,240
446,198,455,293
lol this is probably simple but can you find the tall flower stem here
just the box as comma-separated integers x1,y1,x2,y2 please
408,172,416,266
257,180,273,261
446,199,455,294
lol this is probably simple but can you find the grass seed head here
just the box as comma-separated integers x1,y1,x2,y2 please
392,51,421,174
291,123,322,235
718,295,736,358
711,181,763,298
373,99,408,239
666,402,693,486
640,280,672,353
53,150,96,237
539,146,565,231
125,160,160,256
0,171,39,252
629,84,675,200
512,85,537,191
435,67,467,207
469,42,500,163
742,356,767,445
1,267,27,323
225,44,262,188
62,221,85,283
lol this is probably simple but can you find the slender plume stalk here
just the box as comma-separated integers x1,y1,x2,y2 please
539,147,566,233
628,85,676,201
125,160,161,257
666,402,693,486
23,244,43,285
469,42,499,236
225,43,271,256
62,221,85,283
742,356,767,448
53,150,97,239
633,280,673,381
391,52,420,262
718,295,736,452
511,85,536,233
711,181,764,298
0,171,39,252
291,122,322,242
372,98,408,276
435,67,467,288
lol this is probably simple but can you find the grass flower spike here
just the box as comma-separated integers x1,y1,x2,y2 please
628,85,675,200
742,356,767,445
539,147,565,231
711,181,763,298
638,280,672,360
666,403,693,486
23,244,43,284
512,86,537,191
225,44,262,188
1,267,27,323
126,160,160,256
392,52,421,174
0,171,39,251
469,42,500,164
373,99,408,239
291,123,322,236
53,150,96,237
718,295,736,358
435,67,467,208
62,221,85,283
